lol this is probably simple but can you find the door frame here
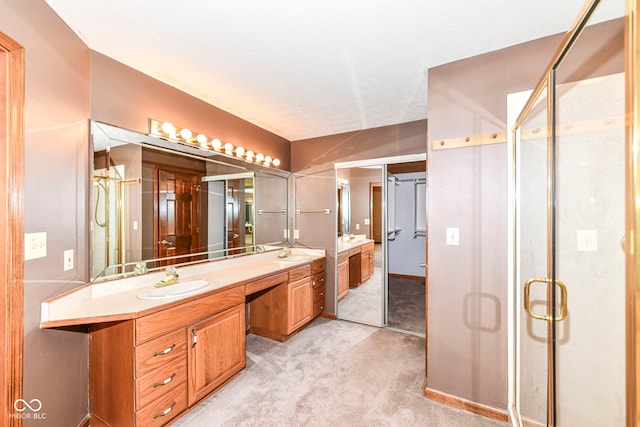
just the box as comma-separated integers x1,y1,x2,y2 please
0,31,25,426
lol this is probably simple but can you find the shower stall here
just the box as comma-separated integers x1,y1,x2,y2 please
509,0,629,425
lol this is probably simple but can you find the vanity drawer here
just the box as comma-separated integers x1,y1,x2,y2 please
136,355,187,410
338,252,349,264
362,241,375,252
313,285,325,304
135,329,186,377
135,285,245,344
245,271,288,295
135,382,187,427
288,265,311,282
310,259,325,275
311,272,325,290
313,299,325,317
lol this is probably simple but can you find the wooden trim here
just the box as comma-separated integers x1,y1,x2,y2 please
320,312,336,320
425,388,508,422
626,1,640,425
0,32,24,427
77,415,91,427
388,273,425,281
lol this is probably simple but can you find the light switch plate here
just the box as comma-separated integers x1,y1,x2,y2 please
364,219,370,225
64,249,74,271
446,227,460,246
25,232,47,260
577,229,598,252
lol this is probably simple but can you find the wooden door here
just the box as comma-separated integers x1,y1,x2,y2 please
337,258,349,300
370,184,382,243
155,167,201,265
287,278,312,334
187,304,245,406
226,179,244,255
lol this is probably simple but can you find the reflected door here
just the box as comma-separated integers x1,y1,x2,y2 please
155,167,201,265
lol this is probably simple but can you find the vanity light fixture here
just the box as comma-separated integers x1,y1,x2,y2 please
148,118,281,168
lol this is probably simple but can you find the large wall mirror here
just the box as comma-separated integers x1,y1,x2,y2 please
91,121,289,282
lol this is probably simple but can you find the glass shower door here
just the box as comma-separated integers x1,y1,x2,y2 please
512,1,626,424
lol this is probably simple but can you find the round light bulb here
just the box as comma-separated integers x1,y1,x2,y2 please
196,134,208,148
179,128,193,140
264,156,272,165
235,146,245,157
256,153,264,162
161,122,175,135
212,138,222,150
245,150,255,161
272,158,280,167
224,142,234,153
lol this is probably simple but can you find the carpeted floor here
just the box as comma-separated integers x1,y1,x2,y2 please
387,276,425,335
172,318,509,427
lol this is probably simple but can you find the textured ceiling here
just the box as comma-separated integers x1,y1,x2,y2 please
45,0,624,141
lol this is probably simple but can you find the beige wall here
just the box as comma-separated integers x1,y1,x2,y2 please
90,51,292,171
291,119,426,172
426,18,624,410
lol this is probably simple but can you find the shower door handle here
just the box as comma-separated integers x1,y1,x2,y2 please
523,278,567,321
419,263,428,268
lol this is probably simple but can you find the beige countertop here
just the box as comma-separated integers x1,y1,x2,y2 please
337,236,375,254
41,247,325,329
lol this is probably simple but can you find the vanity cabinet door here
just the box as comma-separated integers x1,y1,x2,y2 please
337,253,349,300
187,304,246,406
287,277,313,334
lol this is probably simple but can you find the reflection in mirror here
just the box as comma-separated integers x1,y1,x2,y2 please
337,176,350,237
90,121,289,282
336,165,384,327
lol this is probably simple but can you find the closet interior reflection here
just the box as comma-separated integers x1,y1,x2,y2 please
335,158,427,335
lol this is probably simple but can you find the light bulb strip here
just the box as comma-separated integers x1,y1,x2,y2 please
148,118,281,168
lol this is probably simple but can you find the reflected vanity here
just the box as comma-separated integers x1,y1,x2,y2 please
90,121,290,282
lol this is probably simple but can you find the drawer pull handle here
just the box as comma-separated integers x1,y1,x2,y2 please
153,344,176,357
153,401,176,419
153,373,176,388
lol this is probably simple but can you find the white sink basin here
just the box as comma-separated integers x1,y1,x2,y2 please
275,255,311,263
137,280,211,300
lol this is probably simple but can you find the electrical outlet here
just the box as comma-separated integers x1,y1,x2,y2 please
356,224,360,230
284,229,288,239
25,232,47,260
64,249,74,271
294,229,300,239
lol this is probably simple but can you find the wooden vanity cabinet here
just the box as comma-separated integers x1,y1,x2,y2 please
311,258,326,317
250,259,325,341
360,241,375,283
337,252,349,300
188,304,245,405
89,285,246,427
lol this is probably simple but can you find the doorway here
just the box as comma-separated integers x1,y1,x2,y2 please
335,154,427,336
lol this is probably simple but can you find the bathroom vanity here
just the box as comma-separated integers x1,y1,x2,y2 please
41,249,325,426
337,237,375,300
